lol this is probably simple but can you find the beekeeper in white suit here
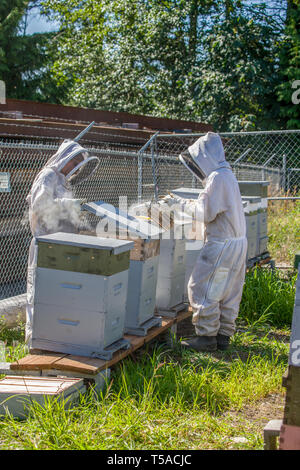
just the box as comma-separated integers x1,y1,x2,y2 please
179,132,247,352
25,139,99,343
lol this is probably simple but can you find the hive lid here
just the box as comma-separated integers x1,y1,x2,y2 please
242,196,262,203
0,375,85,396
82,200,162,240
36,232,134,254
170,187,203,199
238,181,269,186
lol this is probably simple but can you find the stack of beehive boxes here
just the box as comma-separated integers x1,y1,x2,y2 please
125,238,162,335
242,196,262,260
31,232,134,359
239,181,269,260
169,188,204,302
136,198,188,316
81,201,162,335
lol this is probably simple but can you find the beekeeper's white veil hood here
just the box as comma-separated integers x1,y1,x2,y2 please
47,139,99,186
179,132,231,181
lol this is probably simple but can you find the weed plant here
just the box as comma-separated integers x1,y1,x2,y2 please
239,267,297,328
268,196,300,265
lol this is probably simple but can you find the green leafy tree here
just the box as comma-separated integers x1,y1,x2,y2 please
277,0,300,129
0,0,64,102
42,0,217,116
195,2,282,131
41,0,291,130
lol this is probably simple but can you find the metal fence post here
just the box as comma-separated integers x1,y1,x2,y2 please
151,135,158,201
282,154,287,192
138,148,143,203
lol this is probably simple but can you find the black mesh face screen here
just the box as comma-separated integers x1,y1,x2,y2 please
68,158,99,186
179,150,206,181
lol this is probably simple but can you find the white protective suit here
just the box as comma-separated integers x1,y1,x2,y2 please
25,140,99,343
179,132,247,337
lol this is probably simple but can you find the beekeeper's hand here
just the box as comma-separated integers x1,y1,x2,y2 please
71,199,84,211
79,198,88,206
72,198,88,210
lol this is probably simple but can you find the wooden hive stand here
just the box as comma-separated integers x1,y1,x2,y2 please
3,310,192,391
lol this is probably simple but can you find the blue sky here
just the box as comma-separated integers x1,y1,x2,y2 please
25,7,59,35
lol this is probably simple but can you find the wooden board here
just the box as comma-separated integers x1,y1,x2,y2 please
176,308,193,322
144,317,175,343
124,334,145,352
10,352,67,371
11,309,192,376
53,355,107,376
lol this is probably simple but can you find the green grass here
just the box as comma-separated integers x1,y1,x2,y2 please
0,321,289,450
239,266,297,327
268,199,300,265
0,266,296,450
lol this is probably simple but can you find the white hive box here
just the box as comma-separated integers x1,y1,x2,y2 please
126,255,160,334
0,376,85,419
81,201,162,336
242,196,262,259
184,240,204,302
239,181,270,258
257,198,268,255
169,188,205,304
156,234,187,315
242,196,269,258
170,187,203,200
32,232,134,359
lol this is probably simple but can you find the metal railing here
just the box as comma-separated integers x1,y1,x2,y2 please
0,129,299,300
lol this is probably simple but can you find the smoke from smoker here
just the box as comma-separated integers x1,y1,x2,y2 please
23,195,92,235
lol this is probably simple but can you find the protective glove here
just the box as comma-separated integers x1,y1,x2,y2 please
79,198,88,205
73,198,88,210
71,199,84,211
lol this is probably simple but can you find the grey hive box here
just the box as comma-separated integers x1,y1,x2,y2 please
242,196,260,259
32,232,134,359
132,198,189,317
238,181,269,198
242,196,268,259
0,376,85,419
239,182,270,257
184,240,204,302
170,187,203,200
81,201,163,336
169,188,206,305
155,233,187,316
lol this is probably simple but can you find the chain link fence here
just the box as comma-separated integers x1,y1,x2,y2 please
0,129,299,301
0,136,143,300
137,130,300,202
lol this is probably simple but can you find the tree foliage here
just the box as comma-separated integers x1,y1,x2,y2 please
2,0,298,130
0,0,65,102
277,0,300,129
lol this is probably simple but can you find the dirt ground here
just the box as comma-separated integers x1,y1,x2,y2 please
175,316,286,447
225,392,285,428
